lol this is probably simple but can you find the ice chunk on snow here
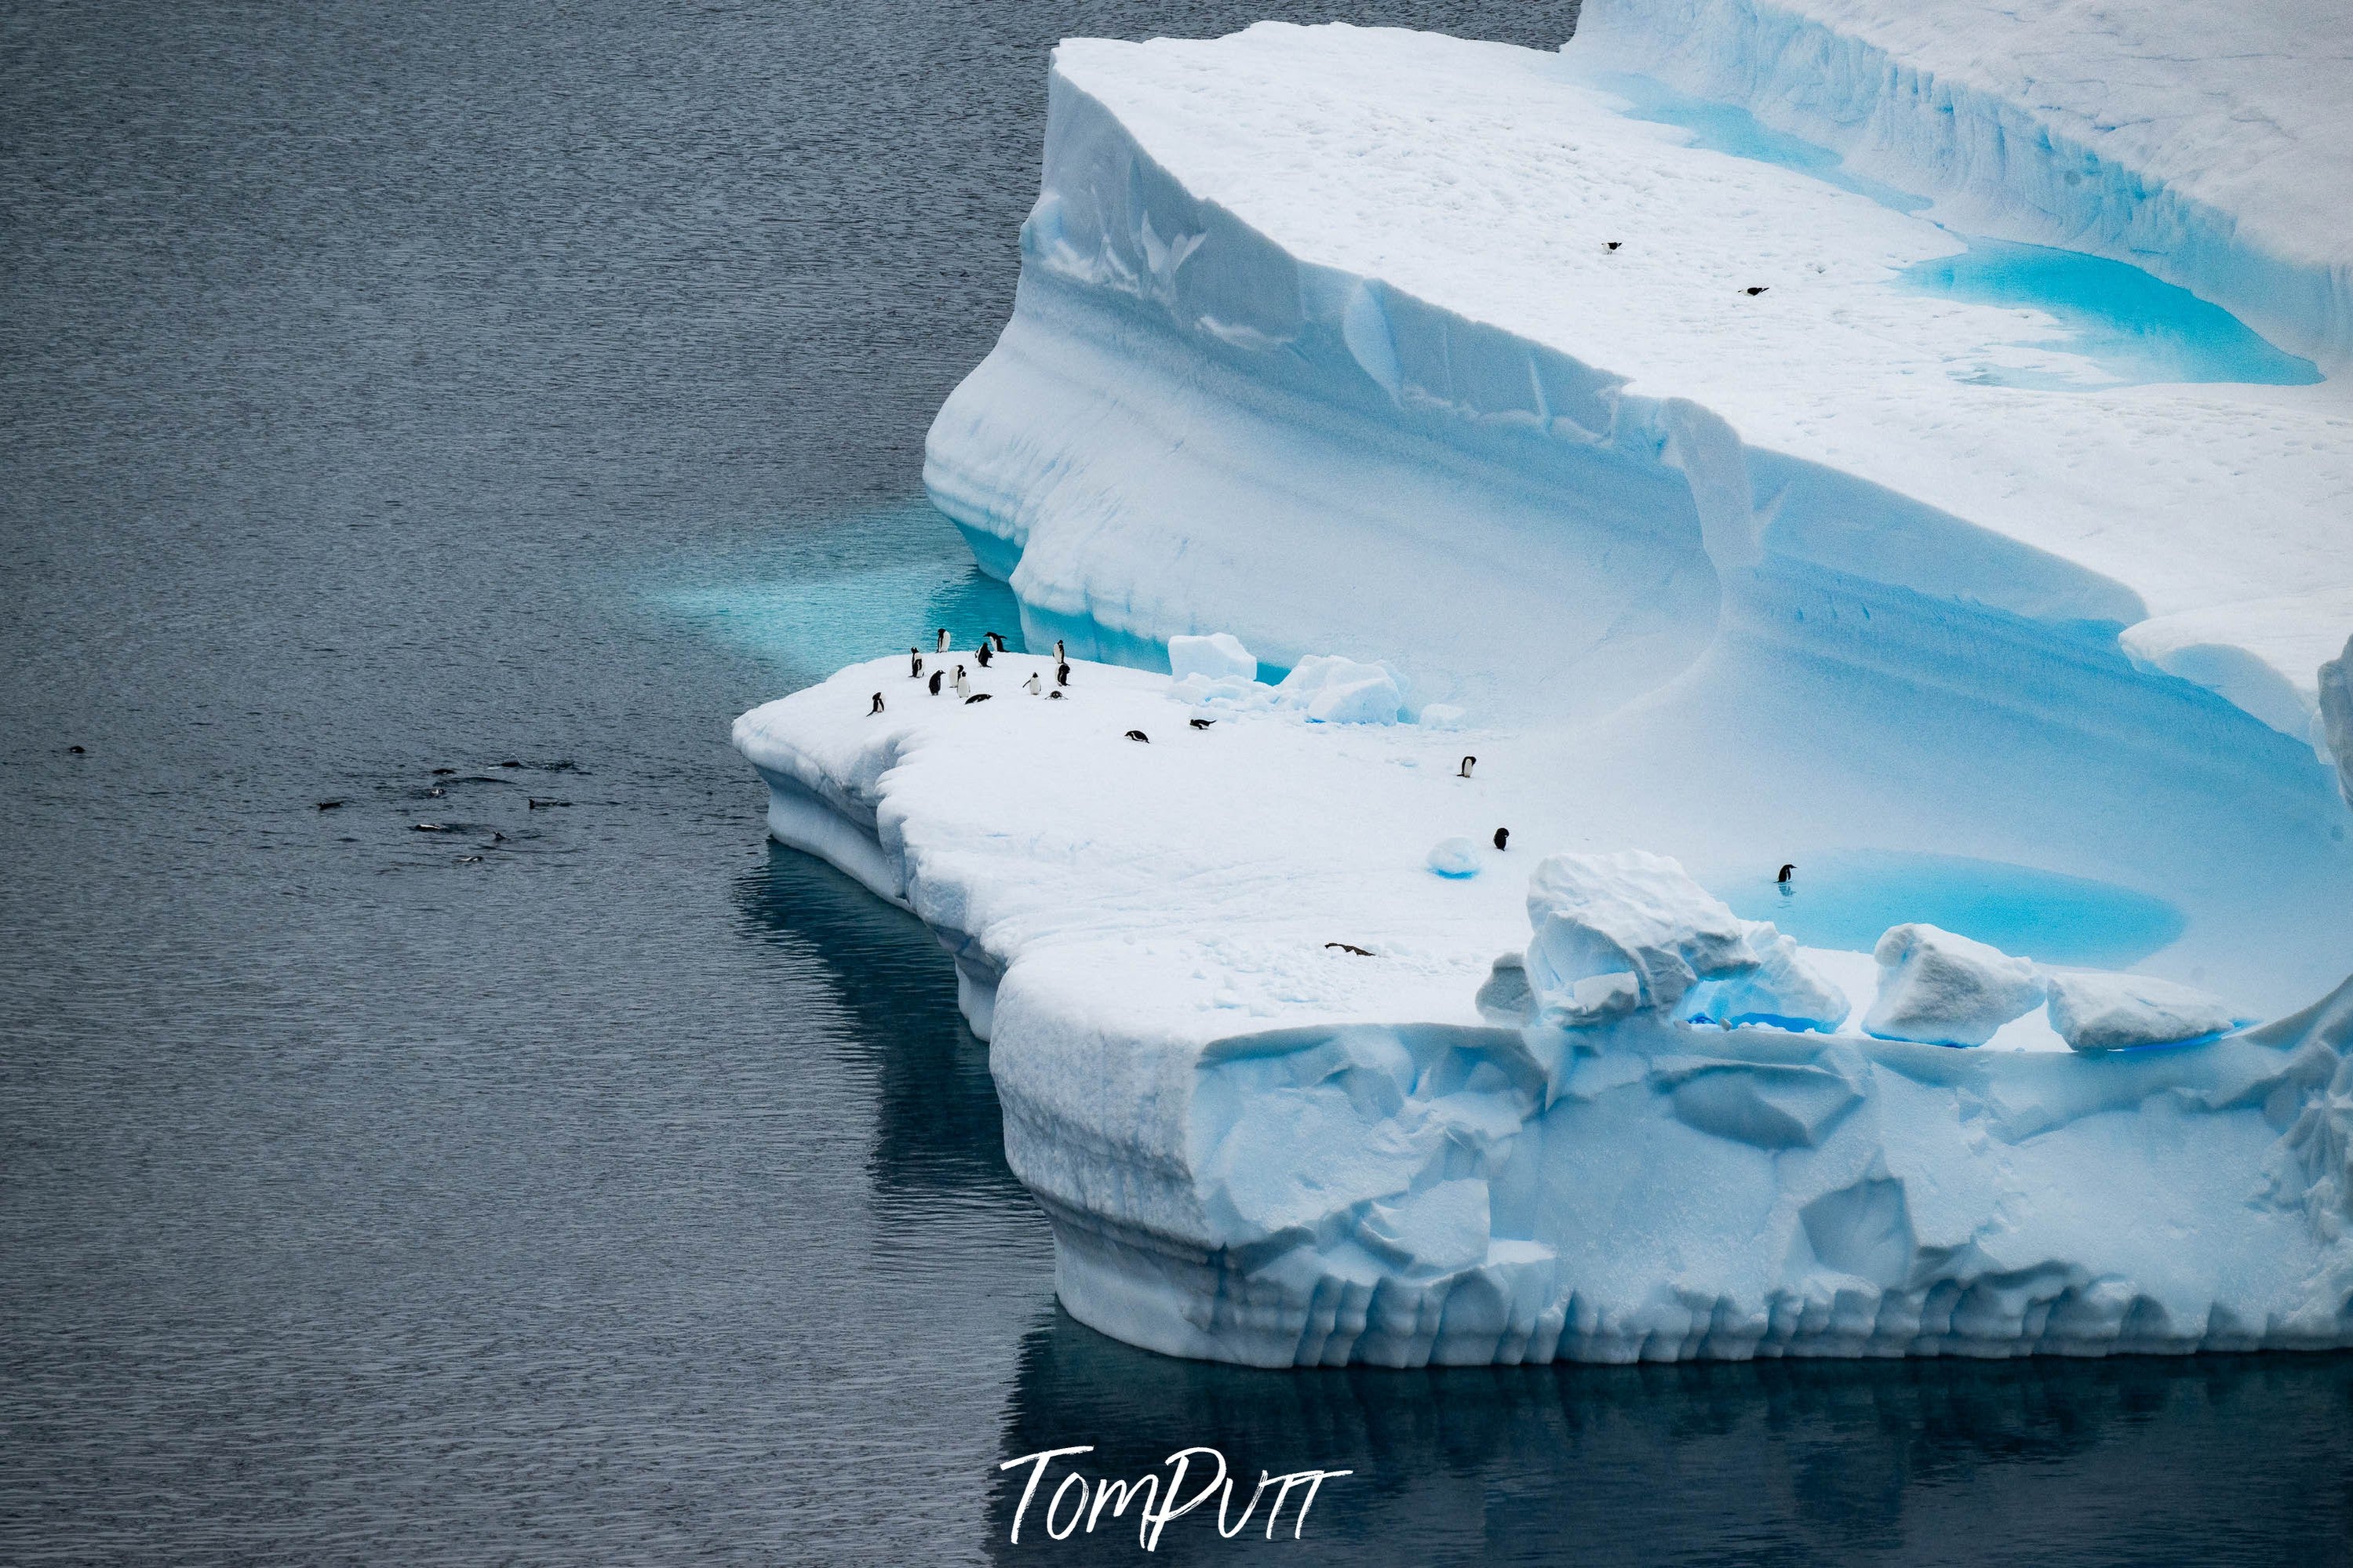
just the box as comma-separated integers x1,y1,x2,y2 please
1863,923,2045,1046
1685,920,1850,1033
1167,631,1257,682
1276,655,1404,725
1524,851,1757,1026
1418,704,1466,731
1426,836,1481,879
2046,970,2240,1052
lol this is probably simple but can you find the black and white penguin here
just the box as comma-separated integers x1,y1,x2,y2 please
1023,671,1041,695
975,642,993,668
870,692,886,715
1777,863,1795,893
1325,942,1373,957
1745,286,1768,297
953,664,970,700
1055,661,1070,688
928,671,943,696
1047,690,1065,700
1459,755,1477,779
987,631,1008,653
910,649,923,678
935,628,950,653
1054,638,1065,663
1125,729,1149,744
1189,718,1213,729
1605,240,1622,251
965,693,992,704
1493,827,1510,850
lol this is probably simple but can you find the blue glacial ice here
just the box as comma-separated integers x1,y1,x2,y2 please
734,6,2353,1364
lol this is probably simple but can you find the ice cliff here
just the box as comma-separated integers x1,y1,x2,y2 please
740,5,2353,1365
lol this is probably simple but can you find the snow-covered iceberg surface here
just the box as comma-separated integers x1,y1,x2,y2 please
740,11,2353,1365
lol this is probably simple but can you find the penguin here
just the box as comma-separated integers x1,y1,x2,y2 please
953,665,970,700
1325,942,1374,957
935,628,950,653
431,768,457,776
1023,671,1041,695
527,798,568,809
456,854,484,864
1047,690,1065,700
1744,286,1768,297
1605,240,1623,252
928,671,944,696
1189,718,1213,729
1459,755,1477,779
987,631,1008,653
1777,863,1796,895
316,799,345,811
66,744,85,755
1054,638,1065,663
1125,729,1149,743
1056,661,1070,688
869,692,886,715
975,642,993,668
965,693,992,704
1493,827,1510,850
910,649,923,678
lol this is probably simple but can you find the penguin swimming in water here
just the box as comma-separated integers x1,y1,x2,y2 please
1777,863,1796,896
935,628,950,653
953,665,969,700
910,649,923,678
1055,661,1070,687
869,692,885,715
1023,671,1041,695
928,671,943,696
1493,827,1509,850
1459,755,1477,779
1189,718,1213,729
1125,729,1149,743
975,642,993,668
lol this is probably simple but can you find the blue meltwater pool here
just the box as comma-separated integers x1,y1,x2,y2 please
1722,849,2185,968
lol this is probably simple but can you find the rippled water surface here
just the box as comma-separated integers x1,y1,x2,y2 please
5,2,2351,1563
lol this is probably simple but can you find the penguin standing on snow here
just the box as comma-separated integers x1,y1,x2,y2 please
869,693,886,715
909,649,923,678
935,628,951,653
976,642,993,668
1459,755,1477,779
928,671,944,697
1492,827,1509,849
1055,661,1071,688
1023,671,1041,695
1054,638,1066,663
953,664,970,700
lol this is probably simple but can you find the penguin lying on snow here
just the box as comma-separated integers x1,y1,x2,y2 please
1325,942,1373,957
1744,286,1768,297
965,693,992,704
1125,729,1149,743
1189,718,1213,729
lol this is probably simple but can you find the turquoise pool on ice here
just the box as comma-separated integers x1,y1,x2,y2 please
1589,70,2322,388
1723,849,2185,969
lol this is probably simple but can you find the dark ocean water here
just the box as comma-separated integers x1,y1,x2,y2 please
2,2,2348,1563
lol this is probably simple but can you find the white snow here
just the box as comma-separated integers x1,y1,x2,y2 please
736,8,2353,1366
1862,923,2046,1046
2045,970,2242,1052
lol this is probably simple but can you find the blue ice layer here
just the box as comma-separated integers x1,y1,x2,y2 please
1722,849,2184,968
1589,70,2322,388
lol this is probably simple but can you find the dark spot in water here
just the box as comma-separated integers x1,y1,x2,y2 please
411,822,455,833
527,798,571,809
316,799,345,810
432,767,457,775
66,744,85,754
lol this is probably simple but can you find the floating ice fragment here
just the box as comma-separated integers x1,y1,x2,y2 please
1863,923,2044,1046
1167,631,1258,682
2045,970,2241,1051
1426,836,1481,878
1523,850,1757,1026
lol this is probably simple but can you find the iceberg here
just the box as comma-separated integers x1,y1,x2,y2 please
737,5,2353,1365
